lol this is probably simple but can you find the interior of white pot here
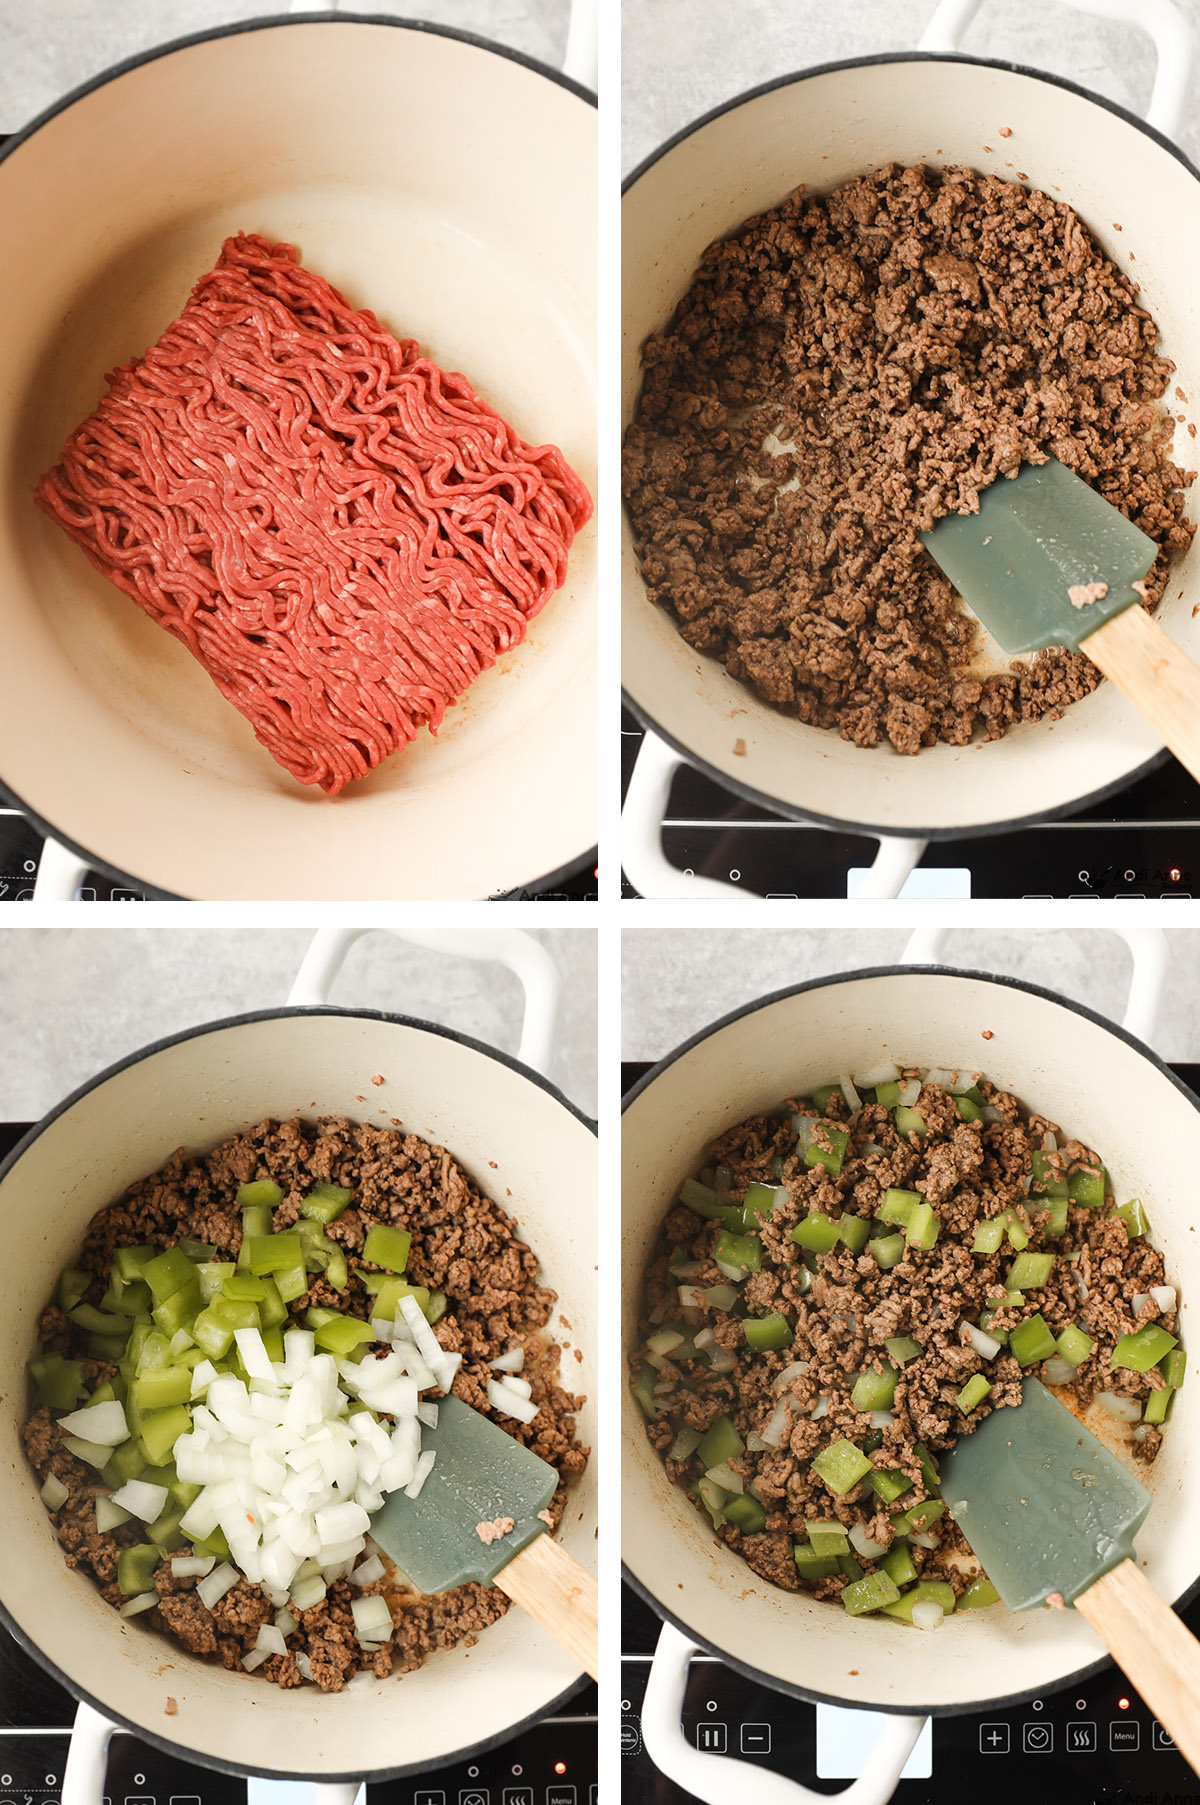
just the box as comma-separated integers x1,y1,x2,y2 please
622,58,1200,836
0,1013,597,1776
0,21,596,899
622,970,1197,1712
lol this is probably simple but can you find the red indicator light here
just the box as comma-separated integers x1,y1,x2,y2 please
554,1763,567,1775
1170,868,1182,883
1119,1697,1131,1710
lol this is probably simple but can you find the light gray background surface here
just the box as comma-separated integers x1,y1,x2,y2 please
0,1,569,131
0,928,596,1119
623,0,1200,173
623,928,1200,1063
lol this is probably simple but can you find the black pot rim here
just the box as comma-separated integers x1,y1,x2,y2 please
0,1000,595,1780
621,47,1197,844
0,9,594,901
622,960,1200,1717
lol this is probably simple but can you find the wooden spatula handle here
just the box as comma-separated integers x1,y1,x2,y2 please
1075,1560,1200,1774
496,1534,598,1679
1085,605,1200,786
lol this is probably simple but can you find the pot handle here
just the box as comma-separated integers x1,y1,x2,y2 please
287,926,560,1075
919,0,1193,139
642,1620,925,1805
901,924,1168,1042
622,728,928,898
32,837,90,903
288,0,597,90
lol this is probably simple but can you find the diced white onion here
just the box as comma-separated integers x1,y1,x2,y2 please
119,1592,159,1618
1096,1392,1142,1423
242,1648,269,1671
870,1410,895,1429
197,1562,240,1611
963,1323,1002,1361
1151,1287,1177,1314
40,1474,69,1512
839,1075,863,1113
1042,1132,1058,1152
760,1403,791,1450
646,1330,684,1358
811,1397,830,1420
234,1328,275,1384
909,1532,939,1550
110,1478,169,1523
708,1347,735,1374
95,1495,131,1532
290,1574,327,1612
61,1436,112,1469
704,1462,744,1495
254,1624,287,1657
693,1328,716,1351
406,1449,437,1499
170,1554,216,1579
486,1379,539,1425
296,1652,313,1682
677,1285,704,1311
702,1285,738,1311
791,1114,817,1140
489,1348,525,1374
1133,1293,1151,1316
925,1069,955,1091
853,1062,900,1088
848,1523,887,1560
948,1072,981,1096
745,1432,770,1453
773,1360,810,1392
1074,1271,1090,1301
670,1260,703,1280
899,1079,922,1107
347,1667,380,1691
1042,1358,1076,1387
56,1401,129,1447
980,1106,1002,1124
351,1594,394,1647
417,1402,439,1429
351,1554,386,1588
1132,1424,1154,1442
714,1259,746,1283
912,1601,944,1630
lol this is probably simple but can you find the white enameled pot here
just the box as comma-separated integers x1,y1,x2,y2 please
622,927,1199,1804
621,0,1199,898
0,4,596,902
0,927,596,1796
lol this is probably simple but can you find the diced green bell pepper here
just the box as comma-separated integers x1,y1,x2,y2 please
743,1313,793,1353
879,1189,921,1227
68,1304,131,1337
237,1205,273,1266
142,1247,197,1305
959,1575,1001,1609
894,1108,927,1139
971,1218,1005,1255
237,1180,284,1210
222,1272,266,1302
132,1367,193,1411
744,1183,783,1222
892,1498,945,1535
1117,1198,1150,1240
1112,1324,1178,1372
881,1577,956,1621
793,1544,841,1579
956,1374,991,1413
839,1214,871,1254
117,1544,161,1597
1004,1214,1030,1252
669,1424,704,1463
905,1204,939,1250
28,1354,85,1411
1010,1313,1058,1366
108,1439,146,1483
1069,1165,1106,1206
723,1494,767,1534
362,1224,412,1272
139,1404,191,1467
311,1313,376,1358
190,1305,235,1360
679,1178,739,1226
114,1245,155,1283
851,1364,897,1413
1007,1251,1054,1291
837,1553,864,1581
57,1268,91,1314
715,1230,761,1272
1056,1324,1095,1367
630,1363,657,1419
913,1443,941,1494
881,1543,918,1587
1143,1387,1172,1425
842,1571,901,1616
873,1081,900,1107
812,1084,840,1113
806,1521,850,1556
868,1468,913,1505
1030,1150,1068,1199
805,1123,849,1176
885,1337,921,1364
1161,1348,1186,1389
869,1234,906,1271
244,1233,303,1277
811,1439,873,1497
275,1264,309,1305
1042,1194,1070,1238
147,1507,187,1552
791,1213,841,1256
697,1415,745,1471
954,1096,981,1123
152,1276,201,1339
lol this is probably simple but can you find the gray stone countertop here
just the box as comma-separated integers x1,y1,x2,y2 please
0,927,596,1120
623,0,1200,173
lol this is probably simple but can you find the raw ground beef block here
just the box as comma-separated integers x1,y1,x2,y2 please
623,164,1195,754
35,233,592,794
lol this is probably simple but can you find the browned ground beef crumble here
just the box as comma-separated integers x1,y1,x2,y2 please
634,1076,1173,1604
623,164,1196,754
23,1117,588,1690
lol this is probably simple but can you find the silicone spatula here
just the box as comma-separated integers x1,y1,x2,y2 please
367,1393,597,1677
938,1378,1200,1771
921,457,1200,784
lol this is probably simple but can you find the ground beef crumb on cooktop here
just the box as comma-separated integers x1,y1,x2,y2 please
622,163,1196,754
22,1116,588,1692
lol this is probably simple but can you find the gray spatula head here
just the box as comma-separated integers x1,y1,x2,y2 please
367,1394,558,1593
921,457,1158,654
937,1378,1151,1611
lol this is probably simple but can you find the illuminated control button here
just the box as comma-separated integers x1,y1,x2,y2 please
979,1723,1010,1754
